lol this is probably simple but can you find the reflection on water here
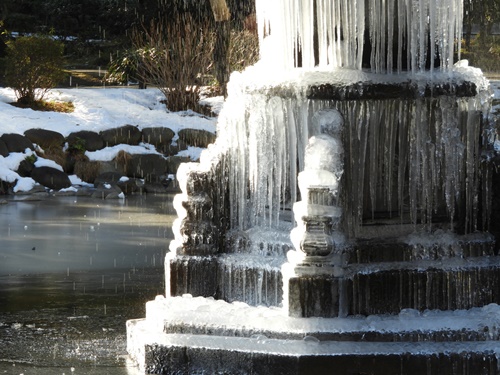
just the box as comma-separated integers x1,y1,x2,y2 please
0,195,174,275
0,195,174,374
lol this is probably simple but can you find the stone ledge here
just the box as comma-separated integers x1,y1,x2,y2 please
144,296,500,343
128,312,500,375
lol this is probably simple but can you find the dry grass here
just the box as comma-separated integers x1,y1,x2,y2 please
114,150,132,174
41,146,67,167
133,14,215,112
74,160,101,183
11,99,74,113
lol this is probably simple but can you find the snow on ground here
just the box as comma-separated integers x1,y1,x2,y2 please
0,87,218,137
0,86,222,192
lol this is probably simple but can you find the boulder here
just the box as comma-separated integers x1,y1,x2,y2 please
142,127,175,154
100,125,142,147
91,181,124,199
67,131,104,152
0,133,35,153
94,171,124,184
177,129,216,148
94,171,135,191
0,179,14,194
95,173,143,194
16,158,35,178
15,185,49,196
24,129,65,149
0,139,9,157
143,178,177,194
30,166,72,190
127,154,168,182
117,178,142,194
166,156,191,175
73,160,106,184
165,139,189,156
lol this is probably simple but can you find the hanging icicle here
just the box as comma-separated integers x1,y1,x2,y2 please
255,0,463,73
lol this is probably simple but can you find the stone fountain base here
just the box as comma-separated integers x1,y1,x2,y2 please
127,295,500,375
128,233,500,374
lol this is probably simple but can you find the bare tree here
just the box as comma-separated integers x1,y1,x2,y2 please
133,14,215,113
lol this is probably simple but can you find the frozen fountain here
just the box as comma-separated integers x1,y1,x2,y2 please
128,0,499,373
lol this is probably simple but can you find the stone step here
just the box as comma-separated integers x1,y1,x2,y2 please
169,253,500,314
127,296,500,375
168,254,284,307
137,333,499,375
346,256,500,315
145,295,500,343
347,232,496,264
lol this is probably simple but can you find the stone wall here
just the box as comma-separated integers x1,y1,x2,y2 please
0,125,216,196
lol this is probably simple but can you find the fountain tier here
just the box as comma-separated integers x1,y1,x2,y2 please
127,0,497,372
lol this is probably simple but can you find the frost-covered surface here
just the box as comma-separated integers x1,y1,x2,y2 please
403,230,496,248
218,71,493,236
0,88,217,137
257,0,463,73
228,63,490,98
86,143,161,161
0,87,220,193
146,295,500,339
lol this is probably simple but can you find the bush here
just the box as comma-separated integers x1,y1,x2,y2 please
228,28,259,73
461,34,500,74
133,14,215,112
5,35,65,104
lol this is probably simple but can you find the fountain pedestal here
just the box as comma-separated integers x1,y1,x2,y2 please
127,0,499,372
283,262,345,318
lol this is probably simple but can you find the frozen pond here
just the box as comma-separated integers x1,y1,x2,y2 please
0,194,174,374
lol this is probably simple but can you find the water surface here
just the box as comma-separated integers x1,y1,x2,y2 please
0,194,174,374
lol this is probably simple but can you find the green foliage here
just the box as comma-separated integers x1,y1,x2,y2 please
461,34,500,73
24,154,37,164
68,137,86,154
5,34,65,104
105,49,142,85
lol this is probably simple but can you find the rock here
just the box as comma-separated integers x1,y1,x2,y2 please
30,166,72,190
100,125,142,147
143,180,174,194
127,154,168,182
0,139,9,157
16,158,35,177
165,139,189,156
0,133,35,153
14,186,47,197
117,178,142,194
92,182,124,199
94,171,124,184
142,127,175,154
178,129,216,148
0,179,14,194
165,156,191,175
54,186,95,197
24,129,65,149
67,131,104,152
94,172,141,194
73,160,103,184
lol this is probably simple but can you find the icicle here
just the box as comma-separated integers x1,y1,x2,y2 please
386,0,394,73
